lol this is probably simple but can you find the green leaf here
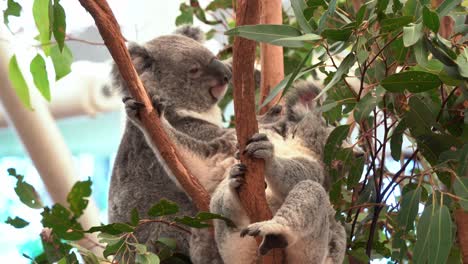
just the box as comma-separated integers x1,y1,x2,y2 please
349,248,370,263
380,16,413,32
66,177,92,217
52,2,66,52
397,188,421,232
175,212,234,228
436,0,461,16
414,40,429,67
324,125,350,165
353,90,381,122
88,222,134,235
103,238,125,258
148,199,179,217
347,156,364,190
414,204,453,264
454,177,468,210
50,44,72,80
41,204,84,240
175,3,193,26
259,52,319,109
403,23,423,47
381,71,440,93
3,0,22,27
390,119,406,161
291,0,313,33
30,54,51,101
9,55,32,109
317,0,337,33
316,53,356,99
321,28,352,41
402,0,417,16
130,208,140,226
423,7,440,33
136,252,160,264
271,33,322,47
8,169,43,208
5,216,29,228
156,237,177,251
33,0,51,53
456,49,468,78
225,25,302,47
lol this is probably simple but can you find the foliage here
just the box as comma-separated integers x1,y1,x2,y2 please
2,0,467,263
4,169,231,263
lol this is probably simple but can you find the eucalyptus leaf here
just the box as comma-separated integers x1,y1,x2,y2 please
403,23,423,47
148,199,179,217
32,0,51,53
66,177,92,217
30,54,51,101
436,0,461,16
291,0,313,33
423,6,440,33
3,0,21,27
225,25,302,47
8,55,32,109
381,71,441,93
397,188,421,232
52,2,66,52
321,28,352,41
50,44,73,80
8,168,43,208
380,16,413,32
454,178,468,210
271,33,322,47
390,119,406,161
5,216,29,228
316,53,356,99
324,125,350,165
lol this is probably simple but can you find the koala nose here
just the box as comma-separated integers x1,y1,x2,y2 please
207,58,232,84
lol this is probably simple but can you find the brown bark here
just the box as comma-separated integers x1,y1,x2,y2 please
78,0,211,212
456,210,468,263
258,0,284,115
233,0,285,263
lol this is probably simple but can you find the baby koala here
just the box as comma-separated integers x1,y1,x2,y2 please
210,80,346,264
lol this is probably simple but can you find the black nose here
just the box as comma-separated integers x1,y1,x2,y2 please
207,58,232,84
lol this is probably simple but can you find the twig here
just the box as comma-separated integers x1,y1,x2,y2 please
137,219,192,235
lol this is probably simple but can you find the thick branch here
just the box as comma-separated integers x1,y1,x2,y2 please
258,0,284,115
78,0,210,211
233,0,284,263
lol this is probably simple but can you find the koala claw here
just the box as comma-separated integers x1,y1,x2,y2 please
240,221,289,255
243,133,273,160
228,164,246,189
124,97,145,123
151,95,167,116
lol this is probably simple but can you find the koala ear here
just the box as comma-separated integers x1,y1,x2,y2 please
128,43,154,73
284,80,323,122
174,25,205,42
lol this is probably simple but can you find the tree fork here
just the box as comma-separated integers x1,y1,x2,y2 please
78,0,211,212
233,0,285,263
258,0,284,115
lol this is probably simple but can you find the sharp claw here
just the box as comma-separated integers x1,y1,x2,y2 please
240,229,249,237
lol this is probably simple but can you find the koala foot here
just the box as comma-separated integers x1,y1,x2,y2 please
151,95,168,116
240,221,290,255
123,97,145,125
228,163,246,190
244,133,274,161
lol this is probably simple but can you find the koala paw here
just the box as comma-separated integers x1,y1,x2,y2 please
240,221,289,255
244,133,274,161
151,95,168,116
208,131,237,155
123,97,145,125
228,163,247,190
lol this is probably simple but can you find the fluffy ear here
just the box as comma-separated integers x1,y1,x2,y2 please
284,80,323,122
111,43,153,95
128,43,154,73
174,25,205,43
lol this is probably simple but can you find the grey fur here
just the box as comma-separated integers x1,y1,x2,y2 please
109,27,232,258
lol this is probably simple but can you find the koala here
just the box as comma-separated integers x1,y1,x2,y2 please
108,25,234,256
125,79,347,263
210,80,346,264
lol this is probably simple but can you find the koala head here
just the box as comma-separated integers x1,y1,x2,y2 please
112,26,232,112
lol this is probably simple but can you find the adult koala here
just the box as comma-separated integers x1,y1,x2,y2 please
108,25,233,257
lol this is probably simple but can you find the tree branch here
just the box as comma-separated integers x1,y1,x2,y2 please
258,0,284,115
232,0,284,263
78,0,211,211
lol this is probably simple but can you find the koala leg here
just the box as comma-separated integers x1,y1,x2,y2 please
189,228,224,264
210,165,258,264
240,180,330,263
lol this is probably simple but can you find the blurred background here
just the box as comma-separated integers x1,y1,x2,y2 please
0,0,228,262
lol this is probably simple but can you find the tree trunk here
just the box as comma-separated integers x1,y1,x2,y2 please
233,0,285,263
78,0,211,212
258,0,284,115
